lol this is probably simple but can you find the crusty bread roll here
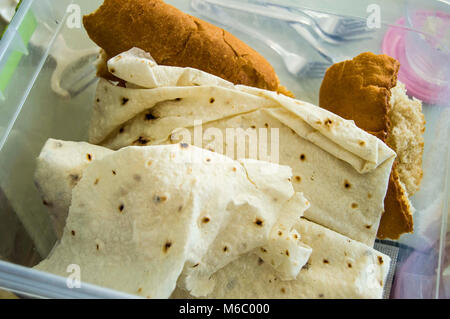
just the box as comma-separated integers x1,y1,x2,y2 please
83,0,292,95
319,52,425,240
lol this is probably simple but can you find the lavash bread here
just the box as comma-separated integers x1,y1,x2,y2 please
86,48,396,246
34,139,113,238
35,142,312,298
172,218,391,299
319,52,425,240
83,0,292,95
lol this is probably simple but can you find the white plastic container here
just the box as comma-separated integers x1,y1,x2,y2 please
0,0,448,299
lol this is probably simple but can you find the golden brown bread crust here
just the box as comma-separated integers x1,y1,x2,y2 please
319,52,400,141
377,163,414,240
83,0,281,92
319,52,414,240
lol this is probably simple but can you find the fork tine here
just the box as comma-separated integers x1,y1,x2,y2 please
308,63,331,75
341,19,367,27
336,24,371,37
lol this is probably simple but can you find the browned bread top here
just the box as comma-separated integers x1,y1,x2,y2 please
319,52,400,141
83,0,281,92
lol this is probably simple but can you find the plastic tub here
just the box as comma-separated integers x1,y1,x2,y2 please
0,0,448,299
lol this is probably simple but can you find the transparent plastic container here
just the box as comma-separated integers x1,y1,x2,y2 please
0,0,448,299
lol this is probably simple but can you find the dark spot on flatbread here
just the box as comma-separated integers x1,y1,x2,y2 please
122,97,130,105
223,246,228,252
145,113,157,120
163,241,172,253
119,204,124,212
258,258,264,265
180,143,189,149
153,195,167,203
42,200,53,207
378,256,384,265
69,174,80,186
134,136,149,145
210,97,215,104
255,218,264,226
344,180,351,189
71,230,75,236
202,217,210,224
87,154,92,161
323,259,329,264
300,154,306,161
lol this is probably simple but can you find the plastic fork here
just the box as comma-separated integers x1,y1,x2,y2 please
301,9,373,41
193,0,372,44
190,0,330,78
289,23,350,64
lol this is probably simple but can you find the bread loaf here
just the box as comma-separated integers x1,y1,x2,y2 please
83,0,288,94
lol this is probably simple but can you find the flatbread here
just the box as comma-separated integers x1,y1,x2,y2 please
35,142,311,298
34,139,113,238
88,48,396,246
171,218,391,299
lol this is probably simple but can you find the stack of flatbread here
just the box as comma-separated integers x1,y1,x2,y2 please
34,140,390,299
88,48,396,246
34,48,395,299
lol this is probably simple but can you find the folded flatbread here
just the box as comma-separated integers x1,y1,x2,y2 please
34,139,113,238
34,142,311,298
87,48,396,246
172,218,391,299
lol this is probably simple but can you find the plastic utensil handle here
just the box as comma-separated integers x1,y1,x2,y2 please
190,0,290,58
289,22,337,63
194,0,314,27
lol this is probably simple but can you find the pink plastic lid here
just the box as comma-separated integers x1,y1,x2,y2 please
382,12,450,105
